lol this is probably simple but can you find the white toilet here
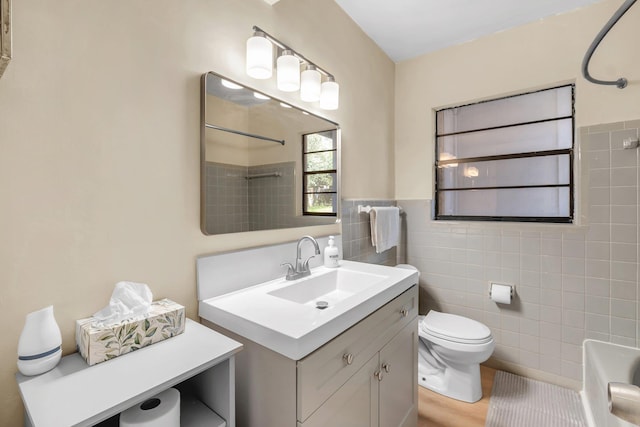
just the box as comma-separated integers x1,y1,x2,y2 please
418,311,495,403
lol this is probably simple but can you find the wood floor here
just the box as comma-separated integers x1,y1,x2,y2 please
417,365,497,427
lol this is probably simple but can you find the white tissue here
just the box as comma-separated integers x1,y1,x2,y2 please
93,281,153,326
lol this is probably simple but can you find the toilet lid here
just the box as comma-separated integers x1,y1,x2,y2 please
421,311,492,344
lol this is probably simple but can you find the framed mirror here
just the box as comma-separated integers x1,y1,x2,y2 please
0,0,10,78
200,71,341,235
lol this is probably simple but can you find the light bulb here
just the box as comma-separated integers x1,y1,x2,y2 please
246,32,273,79
253,92,270,100
221,79,243,90
277,50,300,92
320,76,339,110
300,65,321,102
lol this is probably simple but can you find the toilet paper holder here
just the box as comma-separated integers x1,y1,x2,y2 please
489,282,514,304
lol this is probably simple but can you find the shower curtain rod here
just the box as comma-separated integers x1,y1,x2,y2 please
582,0,637,89
205,123,285,145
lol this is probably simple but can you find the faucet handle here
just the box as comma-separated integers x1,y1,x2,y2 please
302,255,316,272
281,262,296,280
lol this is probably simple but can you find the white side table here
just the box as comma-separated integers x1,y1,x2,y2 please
17,319,242,427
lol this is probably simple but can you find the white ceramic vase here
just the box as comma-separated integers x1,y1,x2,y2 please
17,305,62,376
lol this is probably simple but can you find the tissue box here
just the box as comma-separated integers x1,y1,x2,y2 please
76,299,185,366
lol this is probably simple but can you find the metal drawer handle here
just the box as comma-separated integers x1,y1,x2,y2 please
400,308,409,317
382,363,391,373
343,353,354,365
374,370,383,381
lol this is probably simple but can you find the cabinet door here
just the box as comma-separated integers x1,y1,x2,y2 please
299,354,379,427
379,319,418,427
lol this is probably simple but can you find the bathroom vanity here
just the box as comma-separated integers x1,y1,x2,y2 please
17,319,242,427
197,243,419,427
204,285,417,427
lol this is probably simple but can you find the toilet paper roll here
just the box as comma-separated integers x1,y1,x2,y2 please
120,388,180,427
490,283,512,304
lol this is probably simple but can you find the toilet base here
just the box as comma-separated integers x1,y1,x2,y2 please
418,362,482,403
418,340,483,403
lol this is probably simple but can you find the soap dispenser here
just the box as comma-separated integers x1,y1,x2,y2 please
324,236,340,268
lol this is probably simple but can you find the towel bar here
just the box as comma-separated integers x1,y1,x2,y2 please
357,205,403,214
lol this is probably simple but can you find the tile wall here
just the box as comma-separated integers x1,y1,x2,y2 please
204,162,249,234
248,162,295,231
398,119,640,389
204,161,295,233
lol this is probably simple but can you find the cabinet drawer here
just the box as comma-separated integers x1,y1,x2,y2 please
297,285,418,422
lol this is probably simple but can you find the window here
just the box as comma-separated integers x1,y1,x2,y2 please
303,130,338,216
435,85,574,223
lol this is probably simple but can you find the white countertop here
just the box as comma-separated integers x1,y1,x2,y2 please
199,261,418,360
17,319,242,427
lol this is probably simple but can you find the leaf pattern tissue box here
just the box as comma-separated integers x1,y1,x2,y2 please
75,299,185,366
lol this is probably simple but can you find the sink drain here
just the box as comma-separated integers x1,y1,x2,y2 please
315,301,329,310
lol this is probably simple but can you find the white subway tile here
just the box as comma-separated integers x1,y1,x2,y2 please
519,350,540,369
611,186,637,205
563,309,585,328
611,298,637,319
611,316,636,338
611,205,638,224
562,258,585,276
540,356,563,375
586,313,610,333
584,277,611,297
611,280,636,299
611,261,637,281
563,292,585,311
586,241,610,260
586,295,610,315
561,361,583,381
586,259,611,279
562,326,585,345
611,224,637,243
611,168,637,187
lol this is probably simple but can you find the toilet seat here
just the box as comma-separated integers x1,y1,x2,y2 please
420,311,492,345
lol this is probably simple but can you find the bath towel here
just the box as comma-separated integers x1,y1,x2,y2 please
370,207,400,254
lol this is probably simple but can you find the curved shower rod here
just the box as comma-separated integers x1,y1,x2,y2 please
581,0,637,89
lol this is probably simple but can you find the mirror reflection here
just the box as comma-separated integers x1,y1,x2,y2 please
201,72,340,235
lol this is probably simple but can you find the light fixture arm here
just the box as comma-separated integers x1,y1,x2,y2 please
253,25,334,80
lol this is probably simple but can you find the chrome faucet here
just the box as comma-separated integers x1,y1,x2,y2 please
282,235,321,280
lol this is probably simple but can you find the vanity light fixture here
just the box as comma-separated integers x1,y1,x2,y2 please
319,76,339,110
246,25,339,110
300,65,321,102
246,30,273,79
277,50,300,92
464,166,479,178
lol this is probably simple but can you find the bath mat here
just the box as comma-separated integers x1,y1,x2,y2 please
485,370,587,427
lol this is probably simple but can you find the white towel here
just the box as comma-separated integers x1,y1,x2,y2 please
370,207,400,254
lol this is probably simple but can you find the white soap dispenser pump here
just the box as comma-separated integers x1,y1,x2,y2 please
324,236,340,268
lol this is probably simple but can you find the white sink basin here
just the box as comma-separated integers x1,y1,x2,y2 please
268,268,387,306
199,260,419,360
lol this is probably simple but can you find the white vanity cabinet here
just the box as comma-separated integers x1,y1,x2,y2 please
17,319,242,427
301,320,418,427
204,284,418,427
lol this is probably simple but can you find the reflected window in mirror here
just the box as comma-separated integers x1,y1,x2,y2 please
303,130,337,216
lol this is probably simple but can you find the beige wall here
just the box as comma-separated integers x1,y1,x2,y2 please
395,0,640,199
0,0,395,423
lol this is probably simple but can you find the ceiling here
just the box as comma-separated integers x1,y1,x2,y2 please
334,0,604,62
